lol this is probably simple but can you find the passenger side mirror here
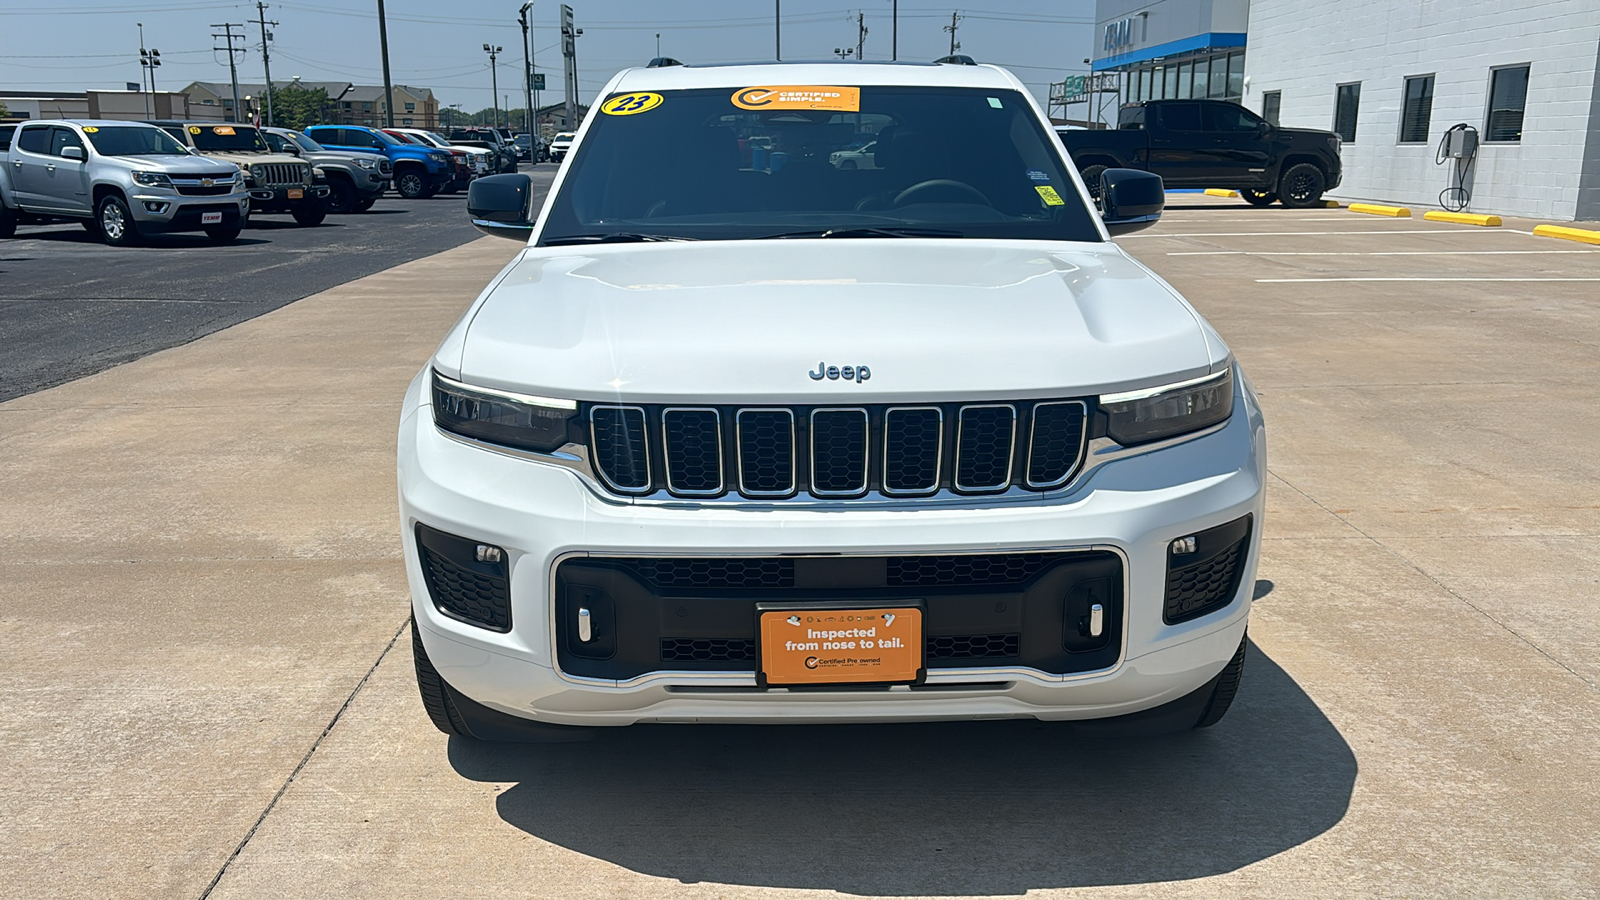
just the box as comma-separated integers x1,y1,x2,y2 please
1099,168,1164,236
281,142,300,156
60,146,85,162
467,173,535,240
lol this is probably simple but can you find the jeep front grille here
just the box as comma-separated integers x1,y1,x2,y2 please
587,400,1088,501
252,162,306,188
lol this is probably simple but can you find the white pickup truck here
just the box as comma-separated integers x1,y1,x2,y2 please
401,60,1265,740
1,119,248,245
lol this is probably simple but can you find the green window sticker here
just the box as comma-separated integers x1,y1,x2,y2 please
987,97,1004,108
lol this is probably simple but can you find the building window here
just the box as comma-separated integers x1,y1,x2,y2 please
1164,65,1178,99
1262,91,1281,126
1334,82,1361,142
404,102,415,112
1176,62,1192,99
1226,52,1245,100
402,118,413,126
1485,64,1529,142
1400,75,1434,143
1193,60,1211,99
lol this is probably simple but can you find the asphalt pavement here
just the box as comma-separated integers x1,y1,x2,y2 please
0,165,557,402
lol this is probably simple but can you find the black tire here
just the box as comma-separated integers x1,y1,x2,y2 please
291,202,326,226
324,177,357,214
396,168,427,199
1242,189,1278,207
95,194,140,246
412,619,472,737
205,223,243,243
1193,634,1248,729
354,198,377,212
1278,162,1327,209
81,219,101,235
1079,164,1110,202
0,203,16,238
421,183,440,199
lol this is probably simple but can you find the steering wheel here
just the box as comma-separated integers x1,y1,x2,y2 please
893,179,990,207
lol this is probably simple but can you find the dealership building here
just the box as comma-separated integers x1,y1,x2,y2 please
1091,0,1600,220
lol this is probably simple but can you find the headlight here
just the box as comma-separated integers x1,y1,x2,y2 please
1099,368,1234,446
431,370,578,453
354,158,375,169
431,151,450,163
131,171,173,188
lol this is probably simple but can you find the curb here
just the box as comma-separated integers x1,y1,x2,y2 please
1349,203,1411,218
1532,224,1600,246
1204,188,1241,198
1423,211,1501,227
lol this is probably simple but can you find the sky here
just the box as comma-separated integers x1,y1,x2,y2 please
1,1,1095,112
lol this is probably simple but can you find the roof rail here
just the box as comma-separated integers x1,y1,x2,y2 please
934,54,977,65
646,57,683,68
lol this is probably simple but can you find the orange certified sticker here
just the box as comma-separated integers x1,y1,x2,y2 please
212,126,236,136
733,85,860,112
760,606,922,686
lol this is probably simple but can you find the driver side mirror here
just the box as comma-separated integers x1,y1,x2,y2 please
467,173,535,241
1099,168,1164,236
60,146,85,162
280,142,300,156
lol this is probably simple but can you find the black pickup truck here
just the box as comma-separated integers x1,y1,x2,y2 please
1058,99,1343,208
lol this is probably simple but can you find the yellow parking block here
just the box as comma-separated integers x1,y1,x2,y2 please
1423,210,1501,227
1532,224,1600,246
1204,188,1240,198
1321,200,1342,208
1349,203,1411,218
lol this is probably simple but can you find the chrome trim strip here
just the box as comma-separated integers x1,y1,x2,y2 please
589,404,653,495
953,404,1017,493
431,369,578,411
808,407,869,498
661,407,724,497
545,544,1132,689
734,408,796,498
1024,400,1090,490
1100,369,1229,405
881,406,943,496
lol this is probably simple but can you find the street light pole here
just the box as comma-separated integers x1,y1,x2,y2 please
137,23,150,119
255,2,278,127
775,0,780,61
519,3,534,133
484,44,502,129
892,0,898,61
376,0,396,128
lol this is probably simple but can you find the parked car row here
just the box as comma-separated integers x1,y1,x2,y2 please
0,118,533,245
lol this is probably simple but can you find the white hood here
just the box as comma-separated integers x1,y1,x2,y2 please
445,239,1223,404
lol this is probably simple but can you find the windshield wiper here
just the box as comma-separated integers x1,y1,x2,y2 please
755,226,964,239
542,232,699,245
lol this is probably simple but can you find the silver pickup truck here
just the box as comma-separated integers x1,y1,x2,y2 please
1,119,249,245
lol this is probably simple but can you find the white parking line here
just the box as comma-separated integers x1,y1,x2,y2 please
1257,277,1600,283
1172,250,1599,256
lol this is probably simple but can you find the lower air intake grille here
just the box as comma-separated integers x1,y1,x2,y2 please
415,524,510,632
661,638,755,662
887,554,1057,587
1164,515,1253,624
927,633,1020,660
616,558,796,589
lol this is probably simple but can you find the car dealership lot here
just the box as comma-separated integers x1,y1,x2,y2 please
1,196,1597,898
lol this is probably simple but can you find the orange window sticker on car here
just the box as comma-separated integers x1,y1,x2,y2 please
600,92,664,116
213,126,236,136
732,85,860,112
1035,185,1066,206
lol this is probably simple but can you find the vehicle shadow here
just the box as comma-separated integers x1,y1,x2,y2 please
9,227,271,247
448,639,1355,894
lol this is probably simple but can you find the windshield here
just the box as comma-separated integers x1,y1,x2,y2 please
424,132,454,147
190,124,269,152
369,130,402,146
85,125,190,157
387,131,418,144
290,132,324,152
553,133,575,142
539,86,1101,245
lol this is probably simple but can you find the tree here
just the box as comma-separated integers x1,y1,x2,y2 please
0,101,10,119
265,84,331,131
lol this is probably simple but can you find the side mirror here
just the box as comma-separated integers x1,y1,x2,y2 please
60,146,85,161
281,142,301,156
1099,168,1164,236
467,173,535,241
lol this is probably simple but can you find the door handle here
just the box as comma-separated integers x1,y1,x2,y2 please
46,164,57,172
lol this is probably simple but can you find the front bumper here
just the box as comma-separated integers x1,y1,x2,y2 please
399,370,1266,727
129,191,250,231
247,184,330,202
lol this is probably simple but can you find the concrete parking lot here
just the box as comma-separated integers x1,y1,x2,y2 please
1,196,1597,898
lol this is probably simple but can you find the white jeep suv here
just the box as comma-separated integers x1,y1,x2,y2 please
399,60,1265,740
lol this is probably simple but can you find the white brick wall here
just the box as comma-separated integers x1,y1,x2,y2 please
1244,0,1600,220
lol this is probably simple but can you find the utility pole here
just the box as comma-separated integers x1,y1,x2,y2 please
857,12,868,59
519,3,534,134
560,4,580,130
775,0,781,61
255,2,278,127
376,0,396,128
484,44,503,129
137,24,161,118
656,33,660,57
211,23,245,123
944,11,962,56
892,0,898,61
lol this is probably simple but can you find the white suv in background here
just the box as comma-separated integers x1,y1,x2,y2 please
400,60,1264,740
548,131,575,162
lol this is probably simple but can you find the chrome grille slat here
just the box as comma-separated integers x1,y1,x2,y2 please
809,408,869,497
954,404,1017,493
590,405,651,493
1025,401,1089,489
882,406,943,495
735,409,796,497
662,408,723,496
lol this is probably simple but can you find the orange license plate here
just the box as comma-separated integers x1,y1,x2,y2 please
759,605,923,686
287,188,304,199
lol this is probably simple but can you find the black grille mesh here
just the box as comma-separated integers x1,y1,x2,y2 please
661,638,755,662
419,545,511,631
810,409,868,495
1165,538,1247,624
1027,403,1088,487
927,633,1020,660
738,410,795,495
956,406,1015,490
616,558,797,589
887,554,1057,587
663,409,722,494
883,407,941,493
592,406,649,491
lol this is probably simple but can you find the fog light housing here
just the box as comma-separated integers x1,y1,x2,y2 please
142,201,170,213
